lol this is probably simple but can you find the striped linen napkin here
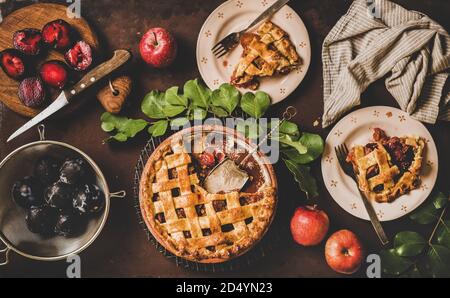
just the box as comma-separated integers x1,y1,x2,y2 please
322,0,450,128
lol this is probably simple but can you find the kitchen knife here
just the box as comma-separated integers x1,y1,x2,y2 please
7,49,132,142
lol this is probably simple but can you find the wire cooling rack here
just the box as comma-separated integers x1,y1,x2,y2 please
133,124,281,272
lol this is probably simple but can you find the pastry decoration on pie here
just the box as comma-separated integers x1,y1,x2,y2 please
230,21,301,90
139,126,277,263
346,128,425,203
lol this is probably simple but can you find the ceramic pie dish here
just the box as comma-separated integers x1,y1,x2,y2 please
138,125,277,264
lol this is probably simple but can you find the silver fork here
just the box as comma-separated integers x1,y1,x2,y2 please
335,144,390,246
211,0,290,59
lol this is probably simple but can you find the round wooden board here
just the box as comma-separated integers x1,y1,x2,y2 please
0,3,100,118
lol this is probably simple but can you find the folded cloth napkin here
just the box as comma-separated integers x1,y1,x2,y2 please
322,0,450,128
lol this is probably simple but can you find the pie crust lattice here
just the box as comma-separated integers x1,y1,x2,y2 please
231,21,301,90
140,131,276,263
348,132,425,203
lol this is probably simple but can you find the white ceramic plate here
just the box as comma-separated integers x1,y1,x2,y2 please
321,106,439,222
196,0,311,104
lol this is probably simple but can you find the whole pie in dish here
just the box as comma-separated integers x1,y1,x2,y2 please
231,21,301,90
346,128,425,203
139,126,277,263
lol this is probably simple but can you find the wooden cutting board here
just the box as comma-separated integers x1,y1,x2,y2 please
0,3,100,118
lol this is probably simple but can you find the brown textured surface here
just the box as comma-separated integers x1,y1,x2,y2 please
0,0,449,277
0,3,100,117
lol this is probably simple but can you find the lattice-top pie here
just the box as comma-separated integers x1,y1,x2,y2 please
346,128,425,203
139,126,277,263
231,21,301,90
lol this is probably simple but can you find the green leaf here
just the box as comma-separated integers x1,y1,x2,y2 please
148,120,169,137
170,117,190,127
399,265,422,278
279,134,308,155
165,86,188,107
164,105,186,118
433,192,448,209
282,133,324,164
184,79,211,108
427,245,450,277
113,133,128,142
190,108,207,120
380,249,414,276
283,159,318,199
236,118,262,139
394,231,427,257
142,90,186,119
101,122,115,132
210,83,240,115
410,202,440,225
210,105,229,118
279,120,300,139
141,90,166,119
436,220,450,249
240,91,271,119
121,119,148,138
100,112,148,142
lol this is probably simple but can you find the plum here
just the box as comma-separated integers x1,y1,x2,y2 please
12,176,44,209
73,184,105,215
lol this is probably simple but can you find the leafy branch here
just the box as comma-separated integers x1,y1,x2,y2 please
100,78,324,198
380,192,450,278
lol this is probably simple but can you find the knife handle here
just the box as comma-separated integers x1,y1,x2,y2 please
64,49,132,101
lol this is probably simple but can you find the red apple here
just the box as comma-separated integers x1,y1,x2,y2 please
139,27,177,68
325,229,364,275
290,205,329,246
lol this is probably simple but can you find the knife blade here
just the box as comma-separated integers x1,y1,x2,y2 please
7,92,69,142
7,49,131,142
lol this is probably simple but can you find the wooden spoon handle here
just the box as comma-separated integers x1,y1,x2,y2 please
64,49,132,101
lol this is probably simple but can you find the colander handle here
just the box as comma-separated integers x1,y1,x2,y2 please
110,190,126,199
0,239,11,266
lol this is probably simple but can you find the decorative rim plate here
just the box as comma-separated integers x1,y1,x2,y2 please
196,0,311,104
321,106,439,222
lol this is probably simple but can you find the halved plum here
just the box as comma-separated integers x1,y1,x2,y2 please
65,41,92,71
42,19,74,51
13,28,43,56
0,49,28,80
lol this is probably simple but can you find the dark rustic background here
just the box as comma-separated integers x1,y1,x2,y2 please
0,0,449,278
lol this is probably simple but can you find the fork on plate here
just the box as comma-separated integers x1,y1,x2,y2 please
334,143,390,246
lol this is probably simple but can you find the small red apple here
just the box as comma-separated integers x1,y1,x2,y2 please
325,229,364,275
290,205,329,246
139,27,177,68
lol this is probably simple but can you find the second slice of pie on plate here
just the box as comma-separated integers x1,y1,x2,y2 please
346,128,425,203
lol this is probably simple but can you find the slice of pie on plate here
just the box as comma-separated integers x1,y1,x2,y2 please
231,21,301,90
139,126,277,263
346,128,425,203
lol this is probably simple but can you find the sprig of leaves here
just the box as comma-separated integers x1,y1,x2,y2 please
380,192,450,278
102,79,272,140
100,78,325,198
100,113,148,142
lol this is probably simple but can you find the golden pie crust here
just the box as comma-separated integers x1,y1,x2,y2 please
139,126,277,263
231,21,301,90
347,129,425,203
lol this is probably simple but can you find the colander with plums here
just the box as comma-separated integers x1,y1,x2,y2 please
0,125,125,265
